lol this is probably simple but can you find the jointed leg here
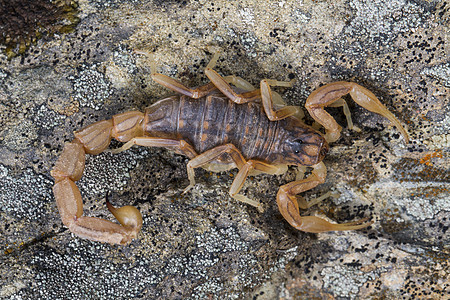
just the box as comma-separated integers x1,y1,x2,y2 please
206,52,300,120
142,50,257,99
228,159,283,210
206,52,284,106
205,51,263,104
207,69,300,120
297,191,340,210
205,68,261,103
152,75,218,99
135,50,218,98
305,81,409,143
223,75,255,91
204,51,261,102
327,98,360,133
260,79,301,121
111,137,198,159
184,143,282,210
277,162,372,233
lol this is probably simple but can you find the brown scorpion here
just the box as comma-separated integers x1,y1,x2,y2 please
51,52,409,245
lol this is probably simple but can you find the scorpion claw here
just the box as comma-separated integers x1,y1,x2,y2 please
292,216,373,233
276,163,373,233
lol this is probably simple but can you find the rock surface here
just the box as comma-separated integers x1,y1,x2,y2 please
0,0,448,299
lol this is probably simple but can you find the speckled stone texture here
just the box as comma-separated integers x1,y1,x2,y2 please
0,0,448,299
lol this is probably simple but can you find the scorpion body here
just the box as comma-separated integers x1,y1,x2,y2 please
51,52,409,245
145,93,326,166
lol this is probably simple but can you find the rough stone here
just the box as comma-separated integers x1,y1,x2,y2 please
0,0,448,299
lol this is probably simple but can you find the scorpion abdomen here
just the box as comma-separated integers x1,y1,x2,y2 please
144,93,281,161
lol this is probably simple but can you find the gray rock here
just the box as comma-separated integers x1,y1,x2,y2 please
0,0,448,299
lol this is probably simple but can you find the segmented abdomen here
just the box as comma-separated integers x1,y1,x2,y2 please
143,93,280,161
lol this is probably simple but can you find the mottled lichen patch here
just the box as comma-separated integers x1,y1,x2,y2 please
75,148,149,204
69,64,114,110
421,62,450,88
1,119,38,151
346,0,431,49
374,181,450,220
0,166,54,253
321,265,380,298
0,167,53,219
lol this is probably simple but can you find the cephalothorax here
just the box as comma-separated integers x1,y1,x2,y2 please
51,52,409,245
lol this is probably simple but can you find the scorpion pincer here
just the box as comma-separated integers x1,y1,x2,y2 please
51,52,409,244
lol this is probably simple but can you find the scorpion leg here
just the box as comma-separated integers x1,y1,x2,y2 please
229,159,283,211
208,53,256,92
205,67,261,103
204,51,261,103
305,81,409,143
152,74,218,99
327,98,360,133
205,52,300,120
152,72,258,100
222,75,255,91
136,50,218,98
110,137,198,159
277,162,373,233
184,144,282,210
260,79,301,121
222,74,306,121
150,50,263,100
206,67,300,119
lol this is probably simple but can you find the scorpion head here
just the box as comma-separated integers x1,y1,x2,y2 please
282,127,329,166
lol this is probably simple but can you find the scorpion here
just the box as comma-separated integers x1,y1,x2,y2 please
51,52,409,245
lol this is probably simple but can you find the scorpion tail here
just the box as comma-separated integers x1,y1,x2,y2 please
51,112,145,245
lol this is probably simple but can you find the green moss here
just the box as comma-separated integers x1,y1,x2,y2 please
0,0,80,59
